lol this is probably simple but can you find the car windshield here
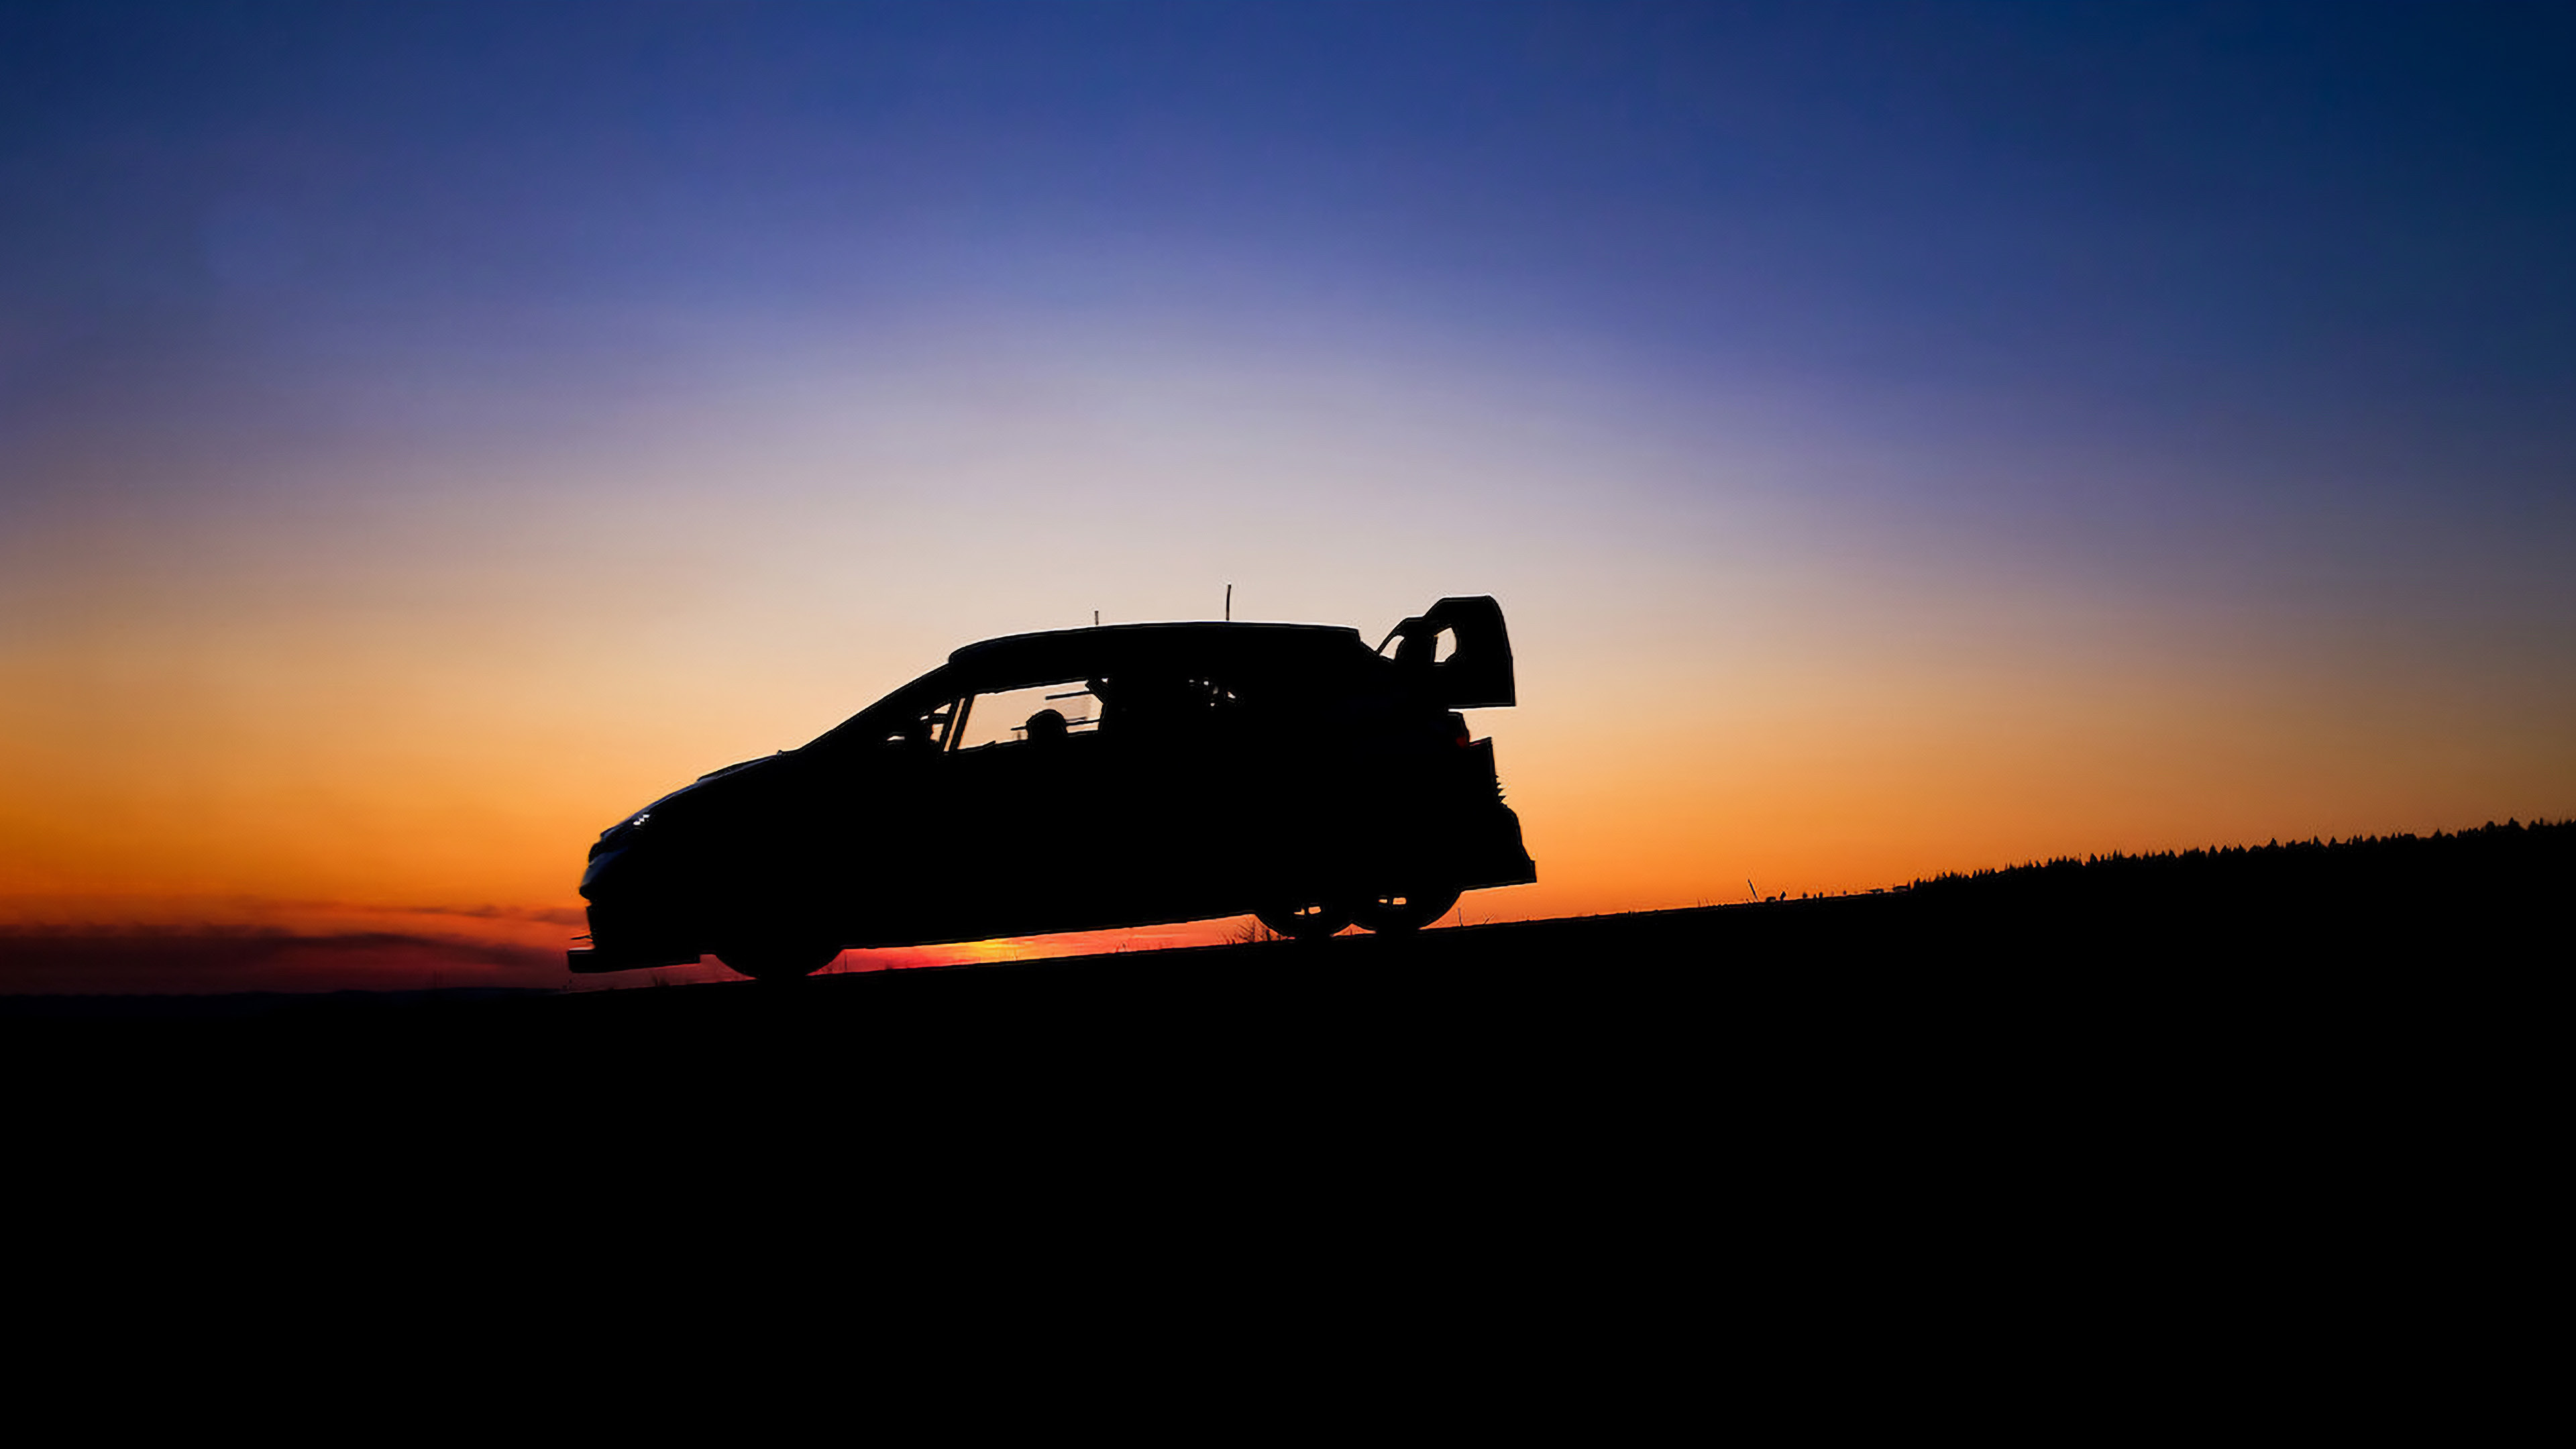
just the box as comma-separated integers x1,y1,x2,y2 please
806,667,960,753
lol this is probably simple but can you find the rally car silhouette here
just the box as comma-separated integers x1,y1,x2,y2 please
570,596,1536,979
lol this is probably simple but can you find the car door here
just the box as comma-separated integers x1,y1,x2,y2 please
929,678,1122,938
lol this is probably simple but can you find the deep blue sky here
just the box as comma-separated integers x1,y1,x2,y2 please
13,1,2574,455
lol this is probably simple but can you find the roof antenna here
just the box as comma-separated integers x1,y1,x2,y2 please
1093,610,1099,627
1225,583,1232,621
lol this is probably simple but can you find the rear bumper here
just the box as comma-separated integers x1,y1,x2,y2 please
1451,802,1537,890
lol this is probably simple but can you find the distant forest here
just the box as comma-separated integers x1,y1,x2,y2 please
1909,818,2571,896
1874,818,2569,961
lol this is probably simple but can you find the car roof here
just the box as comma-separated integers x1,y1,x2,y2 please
947,621,1371,693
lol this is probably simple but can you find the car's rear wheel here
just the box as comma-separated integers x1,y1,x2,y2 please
1350,888,1460,933
716,937,841,981
1255,900,1352,941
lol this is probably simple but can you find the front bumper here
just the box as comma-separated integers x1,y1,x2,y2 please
572,839,704,972
568,941,704,973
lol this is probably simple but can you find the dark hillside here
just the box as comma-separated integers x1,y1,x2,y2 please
9,822,2556,1302
1897,818,2570,960
11,821,2558,1127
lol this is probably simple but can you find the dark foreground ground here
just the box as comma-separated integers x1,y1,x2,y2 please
12,822,2560,1137
7,826,2558,1378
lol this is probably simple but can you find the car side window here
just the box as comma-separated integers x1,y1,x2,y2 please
950,681,1099,751
1090,672,1250,736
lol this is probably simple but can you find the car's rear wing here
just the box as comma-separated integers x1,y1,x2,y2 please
1378,595,1517,708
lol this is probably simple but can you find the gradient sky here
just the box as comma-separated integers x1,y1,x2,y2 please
5,1,2572,990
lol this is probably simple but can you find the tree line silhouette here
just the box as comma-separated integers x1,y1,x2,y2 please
1860,818,2572,962
1906,817,2568,896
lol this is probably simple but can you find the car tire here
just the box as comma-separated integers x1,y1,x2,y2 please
1350,888,1460,933
716,937,842,981
1255,901,1352,941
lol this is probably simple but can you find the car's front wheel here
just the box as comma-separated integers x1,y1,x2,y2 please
1350,888,1460,934
716,936,842,981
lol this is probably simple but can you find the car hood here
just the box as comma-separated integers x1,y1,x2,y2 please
598,751,793,842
